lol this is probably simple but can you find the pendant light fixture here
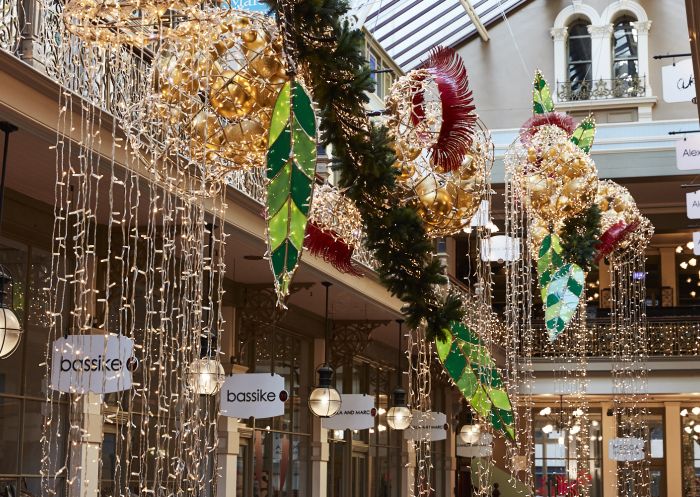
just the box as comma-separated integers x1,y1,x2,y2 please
308,281,342,417
386,319,412,430
186,222,225,395
459,406,481,444
0,122,22,360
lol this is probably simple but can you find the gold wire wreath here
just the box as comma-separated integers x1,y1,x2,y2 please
308,184,363,248
126,9,287,193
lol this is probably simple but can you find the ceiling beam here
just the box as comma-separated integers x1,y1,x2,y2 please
458,0,489,42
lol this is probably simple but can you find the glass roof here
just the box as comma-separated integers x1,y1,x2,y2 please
362,0,529,71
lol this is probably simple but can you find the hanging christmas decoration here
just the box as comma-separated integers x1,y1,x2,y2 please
594,180,653,261
126,9,286,195
305,184,363,275
265,80,317,303
435,321,515,441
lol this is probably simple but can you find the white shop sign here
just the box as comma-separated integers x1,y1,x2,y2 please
677,134,700,171
227,0,268,12
51,334,136,394
694,232,700,255
662,58,695,103
322,394,376,430
456,433,493,458
608,437,645,462
480,235,520,262
687,190,700,218
405,411,448,441
220,373,287,419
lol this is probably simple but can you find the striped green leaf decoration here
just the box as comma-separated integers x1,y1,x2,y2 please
533,70,555,114
266,80,317,303
570,114,596,153
544,263,585,341
436,321,516,441
537,233,564,301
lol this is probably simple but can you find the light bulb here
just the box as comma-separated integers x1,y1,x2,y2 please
539,407,552,416
685,426,693,434
677,245,684,253
386,406,412,430
692,407,700,415
681,409,689,417
309,387,342,417
681,262,689,270
570,424,581,435
542,424,553,434
687,278,693,284
694,425,700,434
690,258,697,267
591,420,599,427
688,241,695,250
691,291,697,298
186,357,225,396
557,435,565,445
0,308,22,359
460,423,481,444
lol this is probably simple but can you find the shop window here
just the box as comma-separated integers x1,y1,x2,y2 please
612,16,639,81
681,406,700,496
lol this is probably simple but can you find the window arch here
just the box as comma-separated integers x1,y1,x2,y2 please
567,20,592,92
612,15,639,81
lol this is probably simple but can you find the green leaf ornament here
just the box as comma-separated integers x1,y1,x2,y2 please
436,321,516,441
266,80,317,304
544,263,585,341
533,70,555,115
570,114,596,153
537,233,564,301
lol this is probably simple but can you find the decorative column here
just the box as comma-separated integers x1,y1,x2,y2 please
632,20,653,94
68,394,102,497
550,27,568,100
588,24,614,83
311,337,329,497
659,247,678,306
664,402,683,497
601,402,617,497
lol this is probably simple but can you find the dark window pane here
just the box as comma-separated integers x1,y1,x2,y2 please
568,63,592,85
568,35,592,63
613,18,638,60
0,396,20,474
569,22,589,37
614,59,639,80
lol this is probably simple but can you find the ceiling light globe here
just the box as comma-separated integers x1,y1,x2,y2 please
459,423,481,444
692,407,700,416
308,386,342,418
186,357,225,396
386,406,412,430
0,307,22,359
542,424,554,434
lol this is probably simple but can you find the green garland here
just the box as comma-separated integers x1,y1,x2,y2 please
263,0,463,340
559,204,602,272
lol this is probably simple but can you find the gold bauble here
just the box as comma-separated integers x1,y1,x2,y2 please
243,29,271,53
209,70,257,120
415,175,438,208
395,162,415,181
223,119,266,146
395,144,422,162
248,52,283,79
191,111,221,149
432,188,453,216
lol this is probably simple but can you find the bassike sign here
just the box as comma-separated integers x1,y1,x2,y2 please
321,394,376,430
51,335,136,394
405,411,448,441
220,373,287,419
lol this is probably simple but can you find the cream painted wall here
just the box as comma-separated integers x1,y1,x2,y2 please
454,0,696,129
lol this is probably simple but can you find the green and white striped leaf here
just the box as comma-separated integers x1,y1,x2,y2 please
544,263,585,341
533,70,555,114
570,114,596,153
537,233,564,301
266,80,317,304
436,321,516,441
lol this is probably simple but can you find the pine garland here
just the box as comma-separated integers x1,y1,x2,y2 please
560,204,602,271
263,0,463,340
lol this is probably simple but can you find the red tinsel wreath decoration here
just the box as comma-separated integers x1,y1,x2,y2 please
412,46,476,172
519,111,576,145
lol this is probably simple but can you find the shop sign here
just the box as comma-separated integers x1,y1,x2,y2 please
322,394,376,430
677,135,700,171
480,235,520,262
220,373,287,419
694,232,700,255
456,433,493,458
405,411,448,441
608,437,644,461
51,334,136,394
687,189,700,218
662,58,695,103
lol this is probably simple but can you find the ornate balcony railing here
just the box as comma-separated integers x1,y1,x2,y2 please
556,76,647,102
531,317,700,359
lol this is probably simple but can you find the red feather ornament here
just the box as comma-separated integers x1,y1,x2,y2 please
595,220,640,262
413,46,477,172
304,224,362,276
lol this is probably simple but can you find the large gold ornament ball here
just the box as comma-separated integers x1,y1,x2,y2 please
595,180,653,254
209,70,258,120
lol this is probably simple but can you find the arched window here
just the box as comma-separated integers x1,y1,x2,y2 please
567,21,592,92
612,16,639,81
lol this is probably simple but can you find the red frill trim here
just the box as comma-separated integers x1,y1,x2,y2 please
594,220,640,262
520,112,575,145
304,224,362,276
413,47,476,172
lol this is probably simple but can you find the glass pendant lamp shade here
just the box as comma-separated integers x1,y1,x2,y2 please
460,422,482,444
0,264,21,359
186,356,225,395
386,387,412,430
308,364,341,417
